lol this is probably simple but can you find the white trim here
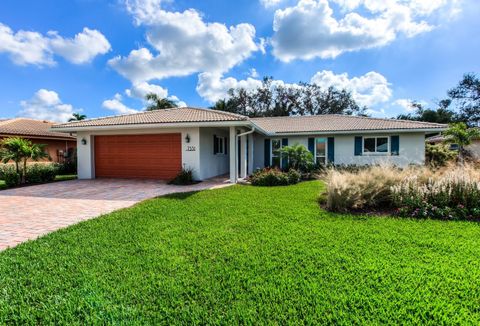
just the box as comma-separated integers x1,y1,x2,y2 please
51,121,252,132
362,135,390,155
314,137,329,165
269,128,446,136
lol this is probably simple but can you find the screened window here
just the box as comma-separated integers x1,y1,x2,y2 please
363,137,389,154
315,138,327,165
271,139,282,168
214,136,227,155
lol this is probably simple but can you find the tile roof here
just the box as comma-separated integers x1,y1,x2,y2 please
251,114,447,134
0,118,75,139
52,107,248,129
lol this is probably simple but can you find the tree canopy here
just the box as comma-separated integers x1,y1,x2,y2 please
396,73,480,126
211,77,366,117
145,93,178,111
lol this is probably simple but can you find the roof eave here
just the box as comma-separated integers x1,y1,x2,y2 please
263,127,448,136
51,120,252,132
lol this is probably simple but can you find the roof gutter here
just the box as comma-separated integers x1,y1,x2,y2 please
263,128,448,137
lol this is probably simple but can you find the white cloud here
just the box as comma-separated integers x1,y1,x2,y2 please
102,93,139,115
198,70,392,108
260,0,286,8
18,89,78,122
310,70,392,107
125,81,169,99
109,1,260,83
196,72,263,103
393,98,415,112
0,23,111,66
271,0,459,61
48,28,111,64
249,68,259,78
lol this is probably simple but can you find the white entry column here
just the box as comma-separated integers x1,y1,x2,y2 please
240,135,247,179
229,126,237,183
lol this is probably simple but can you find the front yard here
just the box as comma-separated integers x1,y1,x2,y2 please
1,181,480,324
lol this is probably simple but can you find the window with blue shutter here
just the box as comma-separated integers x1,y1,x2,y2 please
281,138,288,169
213,135,218,154
264,139,270,167
391,135,400,156
354,136,363,156
327,137,335,163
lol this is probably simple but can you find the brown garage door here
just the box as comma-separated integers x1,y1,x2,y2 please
94,134,182,180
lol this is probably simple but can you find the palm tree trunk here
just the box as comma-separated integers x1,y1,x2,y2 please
22,159,27,184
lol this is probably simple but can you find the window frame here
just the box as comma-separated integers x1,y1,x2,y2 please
314,137,328,165
362,136,390,155
270,139,283,168
214,136,228,156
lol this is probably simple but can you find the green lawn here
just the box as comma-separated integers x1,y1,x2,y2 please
0,180,5,190
1,181,480,324
54,174,77,182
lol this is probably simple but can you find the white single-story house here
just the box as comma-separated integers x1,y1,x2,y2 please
427,133,480,161
52,107,447,183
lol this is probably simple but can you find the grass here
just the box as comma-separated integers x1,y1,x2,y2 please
0,180,5,190
1,181,480,324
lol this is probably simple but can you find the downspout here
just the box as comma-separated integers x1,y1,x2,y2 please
235,127,255,181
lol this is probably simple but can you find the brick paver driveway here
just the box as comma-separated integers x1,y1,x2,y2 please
0,178,230,251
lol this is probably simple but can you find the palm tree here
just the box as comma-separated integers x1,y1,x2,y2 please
0,137,50,183
145,93,178,111
443,122,480,163
68,113,87,122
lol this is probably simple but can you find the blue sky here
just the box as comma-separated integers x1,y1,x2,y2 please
0,0,478,121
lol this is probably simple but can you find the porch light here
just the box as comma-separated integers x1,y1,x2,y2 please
185,134,190,143
81,138,87,145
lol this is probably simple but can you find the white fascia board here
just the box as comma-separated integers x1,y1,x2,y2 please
267,128,447,137
50,121,253,133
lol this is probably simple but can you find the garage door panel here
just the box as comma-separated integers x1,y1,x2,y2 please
94,134,182,180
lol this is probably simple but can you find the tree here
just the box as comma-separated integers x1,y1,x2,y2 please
448,73,480,126
396,100,458,124
443,122,480,163
211,77,365,118
0,137,50,183
68,113,87,122
145,93,178,111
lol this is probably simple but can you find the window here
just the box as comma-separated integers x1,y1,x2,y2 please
271,139,282,168
214,136,227,155
315,138,327,165
363,137,389,154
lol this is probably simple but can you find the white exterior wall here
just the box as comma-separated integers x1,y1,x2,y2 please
199,127,230,180
466,140,480,161
76,126,232,181
251,132,426,168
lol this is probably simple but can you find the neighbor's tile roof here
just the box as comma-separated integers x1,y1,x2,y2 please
251,114,447,134
52,107,248,129
0,118,75,139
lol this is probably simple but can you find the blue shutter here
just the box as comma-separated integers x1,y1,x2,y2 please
281,138,288,169
213,135,218,154
308,138,315,156
224,137,228,155
391,135,400,156
264,139,270,167
354,136,363,156
327,137,335,163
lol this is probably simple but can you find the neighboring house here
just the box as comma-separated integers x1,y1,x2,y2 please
426,134,480,161
0,118,76,163
52,107,447,183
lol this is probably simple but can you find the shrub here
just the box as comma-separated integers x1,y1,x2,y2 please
279,144,314,172
426,143,457,167
250,168,301,186
392,166,480,220
25,164,58,184
323,165,431,212
1,165,20,187
169,167,196,185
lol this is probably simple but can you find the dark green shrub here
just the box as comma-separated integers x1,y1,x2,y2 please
287,169,301,184
2,166,20,187
278,144,314,172
169,167,196,185
25,164,57,184
250,168,302,186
